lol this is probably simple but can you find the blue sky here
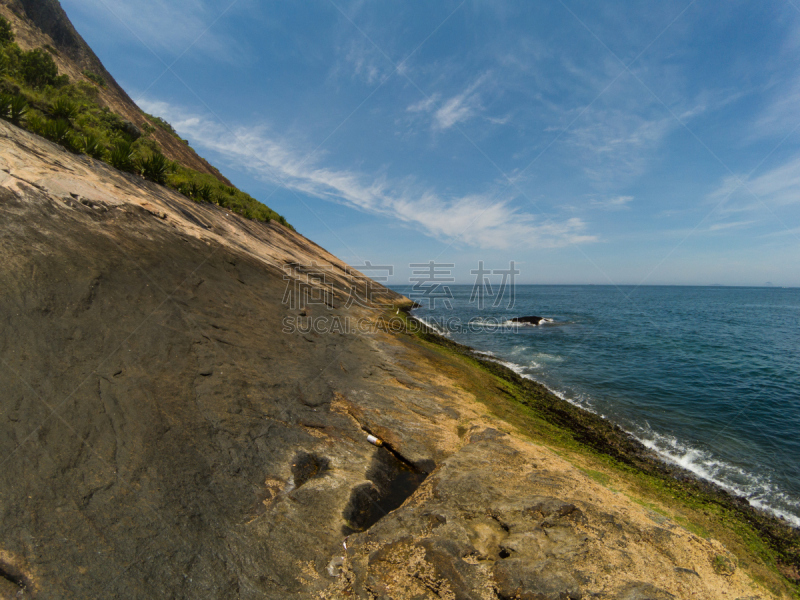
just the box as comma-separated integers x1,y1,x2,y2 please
61,0,800,286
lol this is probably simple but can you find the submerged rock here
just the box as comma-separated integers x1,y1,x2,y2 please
510,315,545,325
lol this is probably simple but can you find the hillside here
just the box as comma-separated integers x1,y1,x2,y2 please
0,3,798,600
0,0,229,182
0,0,285,224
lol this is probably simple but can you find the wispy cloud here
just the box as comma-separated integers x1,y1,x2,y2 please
141,99,596,249
709,155,800,211
567,107,674,188
337,38,395,85
407,73,492,131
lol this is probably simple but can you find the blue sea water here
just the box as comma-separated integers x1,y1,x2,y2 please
392,284,800,527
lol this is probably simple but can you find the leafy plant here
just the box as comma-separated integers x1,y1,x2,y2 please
25,112,45,136
197,184,213,202
140,152,169,184
43,118,71,143
0,16,13,46
108,139,136,173
42,118,79,151
0,94,11,120
50,97,78,121
81,133,106,160
9,95,27,125
20,49,60,89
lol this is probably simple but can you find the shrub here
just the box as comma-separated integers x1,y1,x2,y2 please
44,118,71,143
183,182,200,199
25,112,45,136
197,184,213,202
81,133,106,160
140,152,169,185
108,139,136,173
0,16,13,46
0,94,10,120
20,49,59,88
143,112,178,137
8,95,27,125
50,97,78,121
82,70,105,87
42,118,79,151
53,74,69,88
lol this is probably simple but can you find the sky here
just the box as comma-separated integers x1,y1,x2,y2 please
60,0,800,287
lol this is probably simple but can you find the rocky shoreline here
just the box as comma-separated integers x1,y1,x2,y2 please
404,309,800,589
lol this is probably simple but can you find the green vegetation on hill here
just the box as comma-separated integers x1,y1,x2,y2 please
0,15,288,227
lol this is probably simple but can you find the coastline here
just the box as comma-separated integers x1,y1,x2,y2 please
414,311,800,530
399,306,800,591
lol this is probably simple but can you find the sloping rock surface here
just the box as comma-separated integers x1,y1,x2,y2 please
0,124,776,599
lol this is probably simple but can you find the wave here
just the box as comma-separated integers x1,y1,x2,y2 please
633,427,800,528
477,351,800,527
410,315,450,337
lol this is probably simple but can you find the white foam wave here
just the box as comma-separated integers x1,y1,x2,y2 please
470,350,800,527
634,428,800,528
410,316,449,337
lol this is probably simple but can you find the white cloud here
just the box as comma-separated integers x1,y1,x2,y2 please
406,74,492,131
407,94,440,113
141,99,596,249
709,156,800,211
341,39,391,85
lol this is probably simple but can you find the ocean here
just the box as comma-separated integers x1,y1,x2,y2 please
391,284,800,527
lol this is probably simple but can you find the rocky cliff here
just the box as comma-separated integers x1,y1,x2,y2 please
0,119,791,599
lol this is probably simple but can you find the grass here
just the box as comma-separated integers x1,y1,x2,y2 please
0,15,290,227
168,166,287,224
387,305,800,598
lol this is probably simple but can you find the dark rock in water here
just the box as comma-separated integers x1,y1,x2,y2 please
510,315,544,325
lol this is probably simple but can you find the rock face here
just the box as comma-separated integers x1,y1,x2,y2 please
320,430,759,599
0,122,778,599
